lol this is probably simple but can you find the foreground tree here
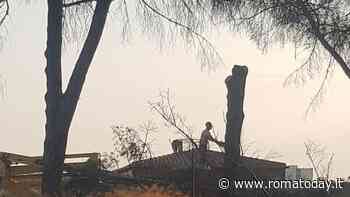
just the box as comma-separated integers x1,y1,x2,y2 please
43,0,112,195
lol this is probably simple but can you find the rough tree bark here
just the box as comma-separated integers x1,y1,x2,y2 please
42,1,64,195
42,0,112,196
224,65,248,170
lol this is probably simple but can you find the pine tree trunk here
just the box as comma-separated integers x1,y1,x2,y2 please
42,1,112,196
42,0,64,195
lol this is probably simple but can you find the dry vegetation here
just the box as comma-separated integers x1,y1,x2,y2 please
104,185,189,197
1,183,189,197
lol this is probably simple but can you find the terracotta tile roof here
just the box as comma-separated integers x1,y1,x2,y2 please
127,150,286,171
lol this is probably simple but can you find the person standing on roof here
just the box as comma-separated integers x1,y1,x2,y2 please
199,121,224,150
199,121,224,167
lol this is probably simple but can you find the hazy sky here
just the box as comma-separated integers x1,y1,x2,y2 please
1,3,349,178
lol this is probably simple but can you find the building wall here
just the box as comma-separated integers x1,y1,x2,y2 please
297,168,313,180
285,166,313,180
285,165,298,180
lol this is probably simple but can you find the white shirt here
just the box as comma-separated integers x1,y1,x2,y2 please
199,129,214,150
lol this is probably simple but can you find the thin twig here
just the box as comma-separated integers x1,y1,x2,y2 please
139,0,224,67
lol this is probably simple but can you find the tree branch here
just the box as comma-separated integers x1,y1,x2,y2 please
299,0,350,79
0,0,9,27
148,90,198,148
139,0,224,67
64,0,111,107
63,0,95,8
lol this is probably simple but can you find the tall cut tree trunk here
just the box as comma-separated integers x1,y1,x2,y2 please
224,65,248,170
42,1,112,196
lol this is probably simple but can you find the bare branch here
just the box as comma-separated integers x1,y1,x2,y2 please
305,58,334,117
304,139,335,179
148,89,198,148
0,0,9,27
0,74,6,100
326,153,335,180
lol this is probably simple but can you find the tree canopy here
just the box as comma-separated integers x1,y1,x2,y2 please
3,0,350,79
60,0,350,110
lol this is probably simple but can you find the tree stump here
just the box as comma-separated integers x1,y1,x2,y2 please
224,65,248,170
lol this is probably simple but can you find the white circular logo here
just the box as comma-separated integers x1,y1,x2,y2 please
218,178,230,190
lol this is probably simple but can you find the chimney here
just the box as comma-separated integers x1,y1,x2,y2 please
171,139,183,153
